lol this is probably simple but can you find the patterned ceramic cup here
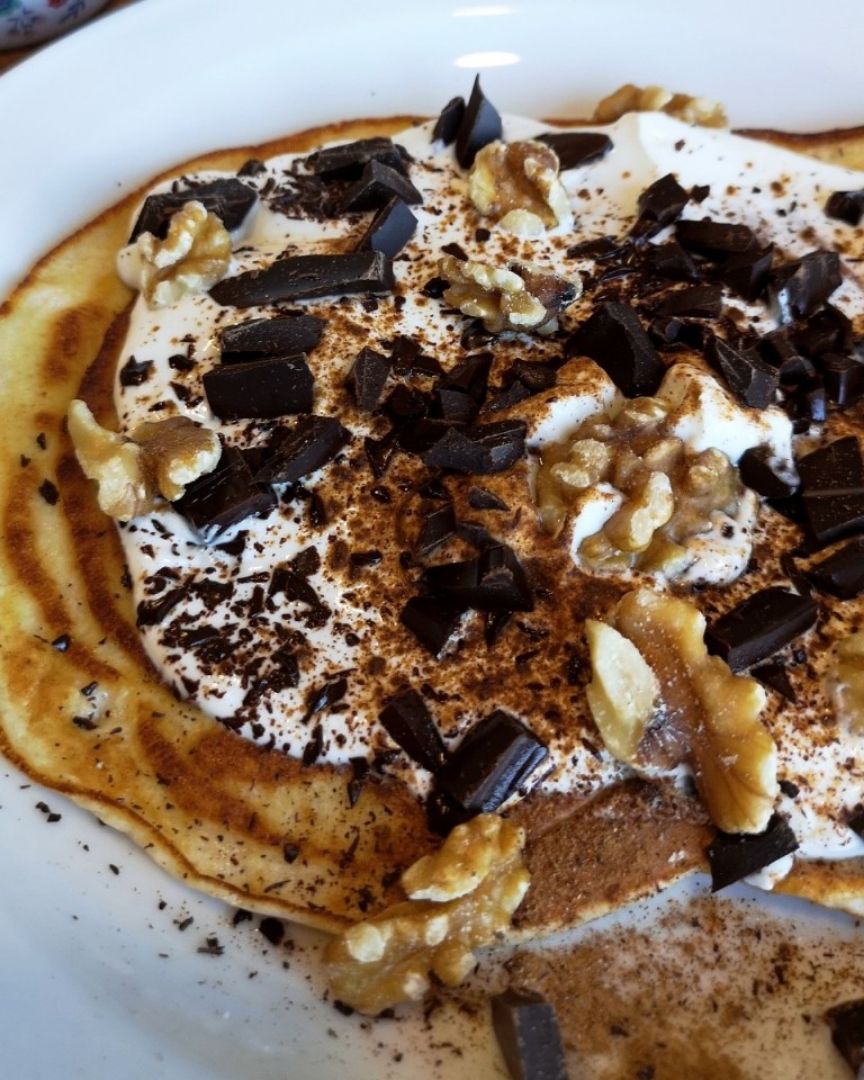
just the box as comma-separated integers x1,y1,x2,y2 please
0,0,110,49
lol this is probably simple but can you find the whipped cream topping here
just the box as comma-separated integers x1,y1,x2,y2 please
112,111,864,873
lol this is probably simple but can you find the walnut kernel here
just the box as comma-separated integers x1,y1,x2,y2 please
593,83,727,128
596,588,778,834
440,254,580,335
324,814,529,1014
585,618,659,762
67,400,221,519
468,139,571,233
137,200,231,307
831,632,864,732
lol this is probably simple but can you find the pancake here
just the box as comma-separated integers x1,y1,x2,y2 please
1,106,864,953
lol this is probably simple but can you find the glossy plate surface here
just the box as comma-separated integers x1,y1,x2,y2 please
1,2,863,1076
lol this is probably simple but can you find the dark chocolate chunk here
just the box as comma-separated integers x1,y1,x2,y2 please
237,158,267,177
652,283,723,318
490,991,568,1080
220,314,325,363
825,188,864,226
675,218,757,256
345,347,391,412
805,538,864,599
258,917,285,946
302,724,324,765
335,159,422,213
779,779,800,799
716,245,773,300
175,446,274,540
455,75,503,169
485,361,557,412
302,676,348,723
798,436,864,546
648,316,685,345
825,999,864,1073
751,662,796,701
768,250,842,323
346,757,369,808
400,596,466,656
435,387,479,423
119,355,154,387
468,487,509,512
738,446,797,499
631,173,689,239
436,709,548,813
848,806,864,838
792,304,852,358
382,384,429,425
421,420,527,474
706,814,799,891
136,587,185,627
415,501,457,557
423,544,533,612
440,352,493,403
690,183,710,203
379,689,448,773
706,336,778,409
210,251,394,308
305,137,409,180
432,96,466,146
535,130,612,170
355,196,417,258
705,587,818,670
129,178,257,242
640,240,700,282
253,415,351,485
822,352,864,407
203,355,314,419
364,431,397,478
425,787,473,836
567,301,665,397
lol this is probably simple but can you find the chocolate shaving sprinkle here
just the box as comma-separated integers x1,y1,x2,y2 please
119,355,154,387
301,676,348,724
38,479,59,505
379,689,448,773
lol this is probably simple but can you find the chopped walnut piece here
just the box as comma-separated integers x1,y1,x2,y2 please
592,588,778,835
440,254,580,335
67,400,221,519
137,200,231,307
830,632,864,732
585,618,659,763
468,139,572,233
324,814,529,1014
593,83,727,128
535,391,752,582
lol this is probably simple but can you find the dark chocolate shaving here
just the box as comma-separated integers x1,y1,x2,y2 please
716,246,774,300
415,501,457,557
652,283,723,319
705,587,818,671
706,814,799,891
210,251,394,308
379,689,448,773
535,130,612,170
119,355,154,387
203,355,314,419
567,301,664,397
454,75,502,169
436,709,548,813
751,662,796,702
302,676,348,724
468,487,509,512
220,314,325,363
253,416,351,485
675,218,757,256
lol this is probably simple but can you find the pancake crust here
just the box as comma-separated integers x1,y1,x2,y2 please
1,115,863,936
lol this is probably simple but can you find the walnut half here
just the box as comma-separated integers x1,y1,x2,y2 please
67,400,221,519
137,200,232,307
593,83,727,128
830,632,864,732
440,254,580,335
586,588,777,835
324,814,529,1014
468,139,572,235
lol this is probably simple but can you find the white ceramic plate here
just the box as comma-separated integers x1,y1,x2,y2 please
2,2,864,1076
